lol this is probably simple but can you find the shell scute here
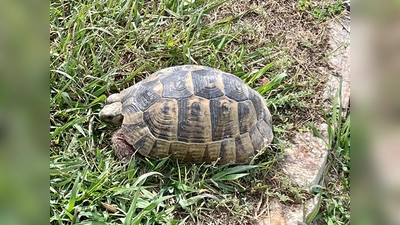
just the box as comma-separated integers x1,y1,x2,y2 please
222,73,249,102
134,80,163,111
160,70,193,98
177,96,212,143
210,96,240,141
192,69,225,99
143,99,179,141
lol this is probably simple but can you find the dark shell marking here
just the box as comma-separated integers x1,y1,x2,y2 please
120,65,273,164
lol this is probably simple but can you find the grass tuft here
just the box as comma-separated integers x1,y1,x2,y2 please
309,78,350,224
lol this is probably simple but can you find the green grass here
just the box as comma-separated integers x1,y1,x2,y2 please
297,0,346,21
50,0,350,224
321,80,350,225
309,79,350,224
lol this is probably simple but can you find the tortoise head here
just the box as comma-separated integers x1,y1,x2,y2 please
99,94,123,126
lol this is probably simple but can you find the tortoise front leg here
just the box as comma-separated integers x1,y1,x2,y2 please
111,129,135,163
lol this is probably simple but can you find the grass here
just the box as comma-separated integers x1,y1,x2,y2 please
50,0,349,224
310,79,350,224
321,81,350,225
297,0,346,21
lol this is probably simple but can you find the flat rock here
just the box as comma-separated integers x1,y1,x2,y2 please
323,17,351,116
280,124,329,188
256,124,328,225
258,196,319,225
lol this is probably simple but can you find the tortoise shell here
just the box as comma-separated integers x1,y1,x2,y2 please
108,65,272,164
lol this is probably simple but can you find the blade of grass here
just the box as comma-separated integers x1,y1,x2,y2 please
211,165,259,181
179,193,219,208
256,72,287,95
247,61,275,85
51,117,87,138
124,187,142,225
67,172,81,212
131,195,175,225
133,172,163,186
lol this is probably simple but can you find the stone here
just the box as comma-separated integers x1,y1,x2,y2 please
323,17,351,117
258,196,319,225
280,124,329,188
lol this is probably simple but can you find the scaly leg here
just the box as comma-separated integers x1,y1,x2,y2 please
111,129,135,163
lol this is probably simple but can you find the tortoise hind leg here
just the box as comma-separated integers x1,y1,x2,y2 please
111,129,135,163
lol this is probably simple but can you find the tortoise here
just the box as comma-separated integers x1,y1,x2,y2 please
99,65,273,164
